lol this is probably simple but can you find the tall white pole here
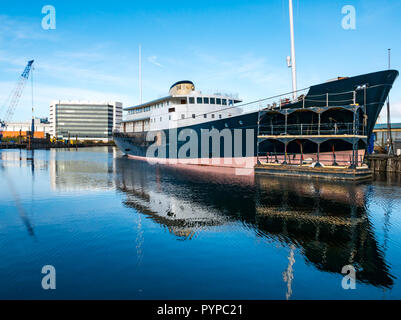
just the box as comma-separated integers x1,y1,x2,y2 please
387,48,393,155
139,44,142,105
289,0,297,100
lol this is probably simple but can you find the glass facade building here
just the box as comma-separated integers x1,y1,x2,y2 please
50,101,122,141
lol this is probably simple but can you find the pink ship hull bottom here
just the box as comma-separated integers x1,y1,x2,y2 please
127,149,366,176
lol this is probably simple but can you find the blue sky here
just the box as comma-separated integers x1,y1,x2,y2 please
1,0,401,122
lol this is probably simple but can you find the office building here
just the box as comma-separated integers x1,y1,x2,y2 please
49,100,122,141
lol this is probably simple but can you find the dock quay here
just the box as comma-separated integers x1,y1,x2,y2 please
0,141,115,150
366,154,401,173
0,143,26,149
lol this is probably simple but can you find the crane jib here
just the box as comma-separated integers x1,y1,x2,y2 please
21,60,34,79
0,60,35,138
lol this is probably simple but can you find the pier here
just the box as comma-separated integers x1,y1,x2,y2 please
0,140,115,150
367,154,401,173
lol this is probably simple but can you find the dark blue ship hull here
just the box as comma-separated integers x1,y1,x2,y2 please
114,70,398,163
114,111,259,160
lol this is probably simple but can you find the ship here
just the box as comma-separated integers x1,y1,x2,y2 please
113,0,398,169
113,69,398,169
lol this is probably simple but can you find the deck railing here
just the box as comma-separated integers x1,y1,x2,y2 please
259,122,366,137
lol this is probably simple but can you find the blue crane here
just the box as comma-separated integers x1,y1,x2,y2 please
0,60,34,141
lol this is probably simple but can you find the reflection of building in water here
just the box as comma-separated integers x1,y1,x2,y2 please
0,150,48,170
115,158,394,292
49,148,117,191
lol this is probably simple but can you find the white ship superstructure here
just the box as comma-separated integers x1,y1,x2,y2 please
122,81,242,133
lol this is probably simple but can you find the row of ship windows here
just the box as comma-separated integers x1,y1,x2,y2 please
128,102,170,115
150,113,233,123
189,97,233,106
128,97,234,115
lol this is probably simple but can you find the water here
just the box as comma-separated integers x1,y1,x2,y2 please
1,146,401,300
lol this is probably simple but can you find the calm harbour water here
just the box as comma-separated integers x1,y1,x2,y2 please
1,146,401,300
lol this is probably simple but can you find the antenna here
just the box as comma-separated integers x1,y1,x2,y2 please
288,0,297,100
139,44,142,105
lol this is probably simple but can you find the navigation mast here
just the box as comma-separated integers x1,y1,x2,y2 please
386,48,394,155
288,0,297,100
139,44,142,105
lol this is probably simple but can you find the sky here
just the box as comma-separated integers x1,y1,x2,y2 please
0,0,401,122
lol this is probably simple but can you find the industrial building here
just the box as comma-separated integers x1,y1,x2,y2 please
2,118,51,139
373,123,401,154
49,101,122,141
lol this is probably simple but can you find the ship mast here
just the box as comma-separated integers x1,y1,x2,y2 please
139,44,142,105
386,48,394,155
288,0,297,100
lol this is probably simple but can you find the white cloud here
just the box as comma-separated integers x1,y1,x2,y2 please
0,15,57,42
185,51,295,102
147,56,163,67
378,100,401,123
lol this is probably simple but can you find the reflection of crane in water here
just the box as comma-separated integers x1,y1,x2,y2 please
0,162,35,237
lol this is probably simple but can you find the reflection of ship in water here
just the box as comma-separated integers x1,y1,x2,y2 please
115,159,231,239
255,176,394,289
115,158,394,289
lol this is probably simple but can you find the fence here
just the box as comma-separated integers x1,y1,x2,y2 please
259,123,366,136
